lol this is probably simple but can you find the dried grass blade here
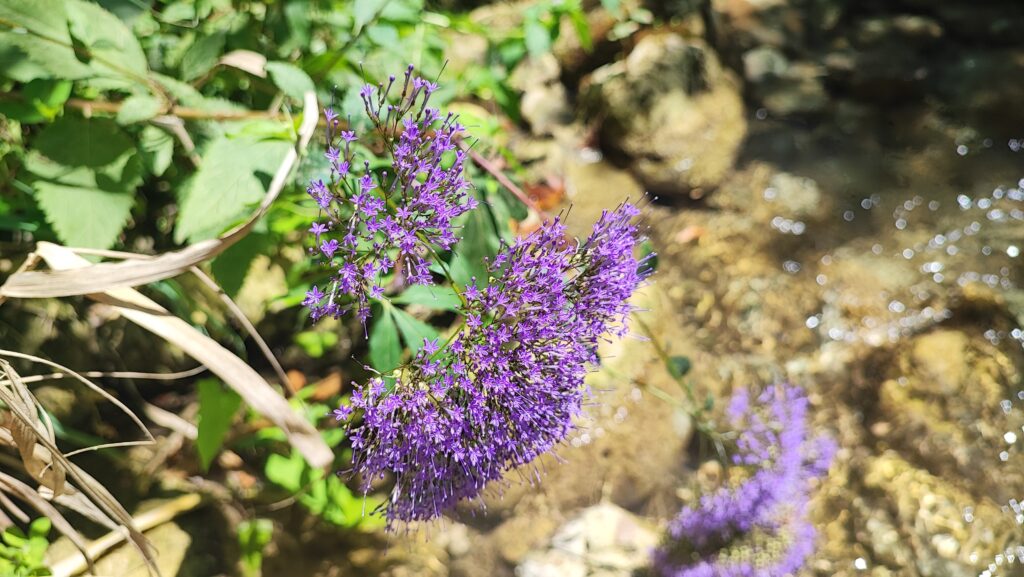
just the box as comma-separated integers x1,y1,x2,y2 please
24,243,333,469
0,91,318,299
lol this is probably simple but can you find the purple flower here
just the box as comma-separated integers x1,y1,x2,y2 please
303,66,476,324
345,205,649,526
309,222,328,238
332,405,352,421
653,384,834,577
320,239,339,259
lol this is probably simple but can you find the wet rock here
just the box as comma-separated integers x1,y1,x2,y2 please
516,503,658,577
756,62,829,116
742,46,789,83
582,33,746,196
862,452,1014,577
877,327,1024,499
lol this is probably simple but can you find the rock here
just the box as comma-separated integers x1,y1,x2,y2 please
908,330,969,395
509,54,571,135
742,46,789,83
762,170,827,221
862,452,1014,577
582,33,746,196
517,503,658,577
757,62,829,116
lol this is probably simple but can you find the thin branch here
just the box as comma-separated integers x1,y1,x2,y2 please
456,139,547,218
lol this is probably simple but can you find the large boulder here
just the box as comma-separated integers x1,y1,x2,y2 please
582,33,747,197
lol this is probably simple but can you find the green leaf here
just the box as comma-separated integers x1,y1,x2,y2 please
139,125,174,176
265,451,304,492
391,307,439,355
667,355,692,379
0,79,71,123
295,330,339,359
116,94,162,125
180,31,226,81
174,136,290,243
568,8,592,51
353,0,388,30
0,0,73,43
32,115,136,169
390,284,462,310
0,0,93,82
33,182,134,249
265,61,315,101
368,306,401,372
196,378,242,471
66,0,149,83
524,15,551,56
211,231,270,297
600,0,621,11
24,116,141,248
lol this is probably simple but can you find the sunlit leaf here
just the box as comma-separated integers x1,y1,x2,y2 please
196,377,243,471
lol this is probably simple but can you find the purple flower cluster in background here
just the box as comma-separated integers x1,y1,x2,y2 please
346,206,650,525
653,384,835,577
304,65,476,323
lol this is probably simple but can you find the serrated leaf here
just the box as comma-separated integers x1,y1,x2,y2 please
116,93,162,124
139,125,174,176
180,31,226,80
265,61,314,101
196,377,242,471
174,136,290,243
368,306,401,372
33,182,134,249
32,115,136,169
390,284,462,310
391,307,439,355
66,0,149,83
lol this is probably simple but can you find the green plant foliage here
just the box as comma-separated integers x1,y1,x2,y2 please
197,377,243,471
0,517,52,576
238,519,273,577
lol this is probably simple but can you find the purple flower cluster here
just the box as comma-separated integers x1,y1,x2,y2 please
344,205,650,525
304,65,476,323
654,384,835,577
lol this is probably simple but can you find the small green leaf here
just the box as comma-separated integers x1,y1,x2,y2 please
391,308,439,355
368,307,401,371
34,182,135,249
390,285,462,310
353,0,388,30
211,232,271,297
265,61,315,101
0,79,72,123
181,31,226,81
524,15,551,56
196,378,242,471
668,355,691,379
265,451,304,492
139,125,174,176
116,94,162,125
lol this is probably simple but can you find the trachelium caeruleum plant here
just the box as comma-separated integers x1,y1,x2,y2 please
653,384,835,577
302,65,652,527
